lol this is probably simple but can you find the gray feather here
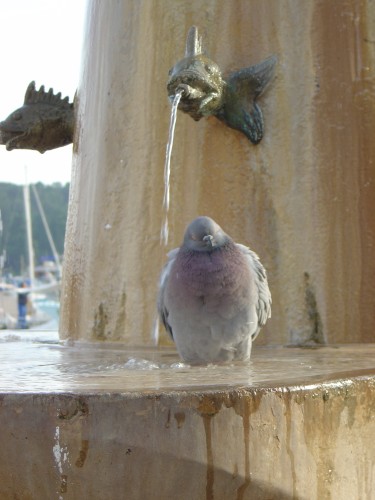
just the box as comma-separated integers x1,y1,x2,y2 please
157,248,179,339
236,243,272,341
156,217,271,364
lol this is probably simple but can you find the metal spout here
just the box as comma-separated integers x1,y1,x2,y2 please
167,26,277,144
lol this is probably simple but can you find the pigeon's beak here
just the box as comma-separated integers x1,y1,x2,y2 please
203,234,215,248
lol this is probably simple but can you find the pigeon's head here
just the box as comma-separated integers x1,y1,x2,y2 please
183,216,230,252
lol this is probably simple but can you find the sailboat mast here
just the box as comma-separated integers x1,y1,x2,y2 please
31,184,62,277
0,210,5,279
23,183,35,284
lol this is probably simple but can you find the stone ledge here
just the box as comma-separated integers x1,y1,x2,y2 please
0,337,374,499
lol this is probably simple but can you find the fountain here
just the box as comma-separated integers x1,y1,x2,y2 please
1,1,375,499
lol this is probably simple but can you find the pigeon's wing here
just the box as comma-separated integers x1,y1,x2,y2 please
236,243,272,341
157,247,180,339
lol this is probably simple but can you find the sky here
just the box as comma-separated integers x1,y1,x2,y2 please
0,0,87,186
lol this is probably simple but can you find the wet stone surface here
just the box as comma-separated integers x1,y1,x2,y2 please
1,331,375,394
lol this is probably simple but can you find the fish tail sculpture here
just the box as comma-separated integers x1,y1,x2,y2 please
0,81,74,153
167,26,277,144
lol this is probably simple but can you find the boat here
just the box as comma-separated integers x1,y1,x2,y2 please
0,181,61,330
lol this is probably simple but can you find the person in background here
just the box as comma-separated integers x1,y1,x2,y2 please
17,282,29,329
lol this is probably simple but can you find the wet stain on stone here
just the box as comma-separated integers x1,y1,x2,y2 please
203,414,214,500
165,409,171,428
60,474,68,493
228,389,264,417
58,398,89,420
114,291,127,340
195,391,264,500
174,411,185,428
284,394,297,499
92,302,109,340
236,398,251,500
75,439,89,468
301,382,356,499
197,395,223,417
304,272,325,345
196,396,222,500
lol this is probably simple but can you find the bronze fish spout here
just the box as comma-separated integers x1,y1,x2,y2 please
0,81,74,154
167,26,277,144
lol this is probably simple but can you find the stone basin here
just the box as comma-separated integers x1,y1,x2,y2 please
1,331,374,499
1,332,375,393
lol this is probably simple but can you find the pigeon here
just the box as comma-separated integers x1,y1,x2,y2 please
157,216,271,364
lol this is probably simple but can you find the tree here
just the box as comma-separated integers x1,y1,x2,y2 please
0,182,69,275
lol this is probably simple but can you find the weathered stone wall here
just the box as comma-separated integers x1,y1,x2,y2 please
60,0,375,344
1,377,375,499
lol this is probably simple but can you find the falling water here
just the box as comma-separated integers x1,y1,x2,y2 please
160,90,183,245
154,91,183,346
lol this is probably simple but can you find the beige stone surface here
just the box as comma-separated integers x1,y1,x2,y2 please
60,0,375,344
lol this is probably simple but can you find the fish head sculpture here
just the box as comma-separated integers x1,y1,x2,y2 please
0,81,74,154
167,26,277,144
0,104,43,152
167,52,225,121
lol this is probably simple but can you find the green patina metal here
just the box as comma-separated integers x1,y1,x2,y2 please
167,26,277,144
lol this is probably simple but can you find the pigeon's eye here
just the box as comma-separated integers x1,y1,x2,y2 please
12,111,22,121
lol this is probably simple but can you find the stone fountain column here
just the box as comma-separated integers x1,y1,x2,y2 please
2,5,375,499
60,0,375,346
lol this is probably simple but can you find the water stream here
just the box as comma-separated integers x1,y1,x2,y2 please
153,91,183,346
160,90,183,245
